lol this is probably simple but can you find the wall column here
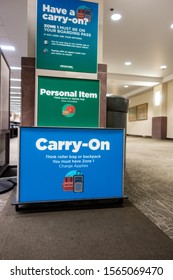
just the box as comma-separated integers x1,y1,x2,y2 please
152,83,167,139
21,57,35,126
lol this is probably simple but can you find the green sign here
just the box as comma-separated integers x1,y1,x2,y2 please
37,76,100,127
36,0,98,73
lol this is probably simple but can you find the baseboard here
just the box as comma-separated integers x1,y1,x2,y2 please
126,134,151,138
127,134,173,140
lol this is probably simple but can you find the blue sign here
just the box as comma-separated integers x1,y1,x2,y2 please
36,0,98,73
18,127,124,203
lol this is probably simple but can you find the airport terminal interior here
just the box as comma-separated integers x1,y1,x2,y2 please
0,0,173,259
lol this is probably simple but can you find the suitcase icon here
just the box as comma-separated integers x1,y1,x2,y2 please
62,176,73,191
77,8,92,22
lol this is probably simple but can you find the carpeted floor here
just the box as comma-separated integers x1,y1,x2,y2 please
125,136,173,240
0,190,173,260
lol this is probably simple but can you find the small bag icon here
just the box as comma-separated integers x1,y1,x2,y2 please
73,171,84,193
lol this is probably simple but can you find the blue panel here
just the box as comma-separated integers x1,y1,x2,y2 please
18,127,124,203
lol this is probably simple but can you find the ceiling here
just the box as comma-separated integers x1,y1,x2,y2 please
103,0,173,97
0,0,173,113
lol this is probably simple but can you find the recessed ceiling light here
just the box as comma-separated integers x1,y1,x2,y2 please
170,24,173,29
110,8,122,21
160,65,167,70
10,66,21,70
124,85,129,88
111,13,122,21
124,61,132,66
0,45,15,51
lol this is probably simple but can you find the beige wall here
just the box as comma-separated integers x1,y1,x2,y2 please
127,81,173,138
127,89,153,137
167,81,173,138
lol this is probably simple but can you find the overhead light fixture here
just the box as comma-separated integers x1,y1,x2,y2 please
124,85,129,88
10,100,21,102
170,24,173,29
10,86,21,89
10,66,21,70
110,8,122,21
10,102,21,104
124,61,132,66
160,65,167,70
10,78,21,82
0,45,15,51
